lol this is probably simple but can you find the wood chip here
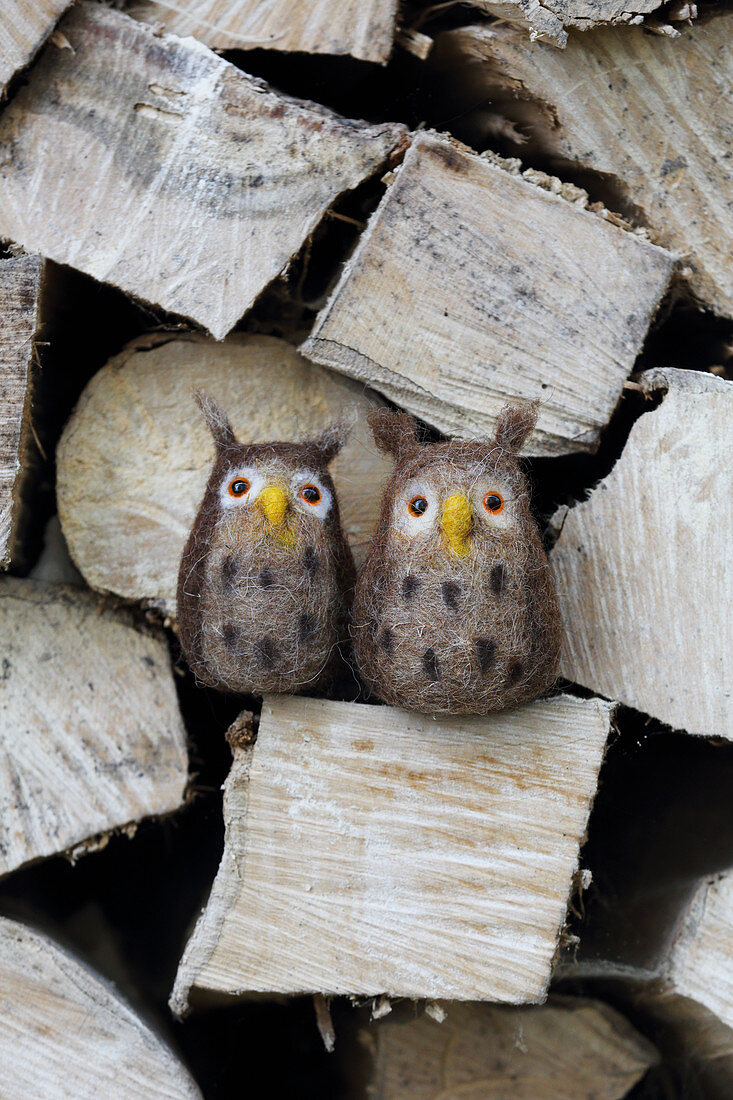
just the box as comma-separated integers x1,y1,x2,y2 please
302,131,674,456
550,368,731,738
0,577,189,878
0,253,43,567
171,692,611,1010
128,0,399,64
0,916,201,1098
0,0,71,94
466,0,662,46
433,19,733,317
368,996,658,1099
0,2,405,338
56,333,392,617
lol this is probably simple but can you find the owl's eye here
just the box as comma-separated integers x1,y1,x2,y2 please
483,491,504,514
408,496,429,517
300,484,321,505
228,478,251,498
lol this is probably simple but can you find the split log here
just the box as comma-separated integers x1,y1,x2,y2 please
0,253,44,568
465,0,663,48
56,333,391,617
0,577,189,878
0,3,405,340
0,0,71,95
171,692,611,1010
550,368,731,738
432,19,733,317
0,915,201,1099
360,996,657,1099
302,131,674,456
127,0,399,64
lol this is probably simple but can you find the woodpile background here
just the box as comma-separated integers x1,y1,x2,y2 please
0,1,730,1097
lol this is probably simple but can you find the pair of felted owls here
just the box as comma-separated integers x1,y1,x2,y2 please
178,393,562,715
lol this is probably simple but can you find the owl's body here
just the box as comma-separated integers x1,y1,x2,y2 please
353,407,561,715
178,395,354,696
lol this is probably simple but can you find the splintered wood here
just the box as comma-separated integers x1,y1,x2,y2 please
0,253,43,567
0,0,71,94
303,132,674,456
551,369,731,738
466,0,663,47
0,3,404,339
0,917,201,1099
434,19,733,317
171,693,611,1009
0,578,189,877
56,333,391,616
128,0,399,64
367,997,657,1099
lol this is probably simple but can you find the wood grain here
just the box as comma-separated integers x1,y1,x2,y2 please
0,0,70,93
0,577,189,877
467,0,662,47
368,996,657,1099
0,916,201,1099
171,692,611,1009
0,3,404,338
56,333,391,617
302,131,674,456
0,253,43,567
128,0,399,64
550,368,731,738
433,19,733,317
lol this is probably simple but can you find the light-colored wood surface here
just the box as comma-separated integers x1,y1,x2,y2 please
433,19,733,318
171,692,611,1009
128,0,399,64
0,0,70,93
551,368,731,738
56,333,391,617
467,0,662,47
0,916,201,1099
368,996,657,1099
0,253,43,567
0,577,189,877
0,3,404,339
302,131,674,456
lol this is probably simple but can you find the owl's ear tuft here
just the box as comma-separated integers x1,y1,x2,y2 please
310,412,355,466
494,402,539,454
195,390,237,452
368,408,420,460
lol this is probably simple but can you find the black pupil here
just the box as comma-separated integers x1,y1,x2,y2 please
302,486,319,502
486,494,501,511
411,497,428,515
232,480,248,495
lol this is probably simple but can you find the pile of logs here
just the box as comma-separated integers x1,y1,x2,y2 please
0,1,730,1097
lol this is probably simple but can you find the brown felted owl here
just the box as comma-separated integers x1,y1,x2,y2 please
177,392,355,695
352,405,562,714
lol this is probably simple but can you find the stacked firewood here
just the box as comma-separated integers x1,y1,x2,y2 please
0,1,730,1097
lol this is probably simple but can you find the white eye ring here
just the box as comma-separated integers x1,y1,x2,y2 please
292,470,332,521
219,467,263,509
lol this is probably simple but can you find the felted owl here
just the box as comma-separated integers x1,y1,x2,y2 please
352,404,562,714
177,392,355,696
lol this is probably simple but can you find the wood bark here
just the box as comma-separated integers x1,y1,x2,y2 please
0,916,201,1099
0,577,189,877
363,996,657,1099
302,131,674,456
171,692,611,1010
56,333,392,617
127,0,399,64
550,368,731,738
465,0,663,47
432,18,733,317
0,3,405,339
0,0,70,94
0,253,43,568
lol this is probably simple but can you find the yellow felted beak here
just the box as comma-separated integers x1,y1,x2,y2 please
441,492,472,557
258,484,288,528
